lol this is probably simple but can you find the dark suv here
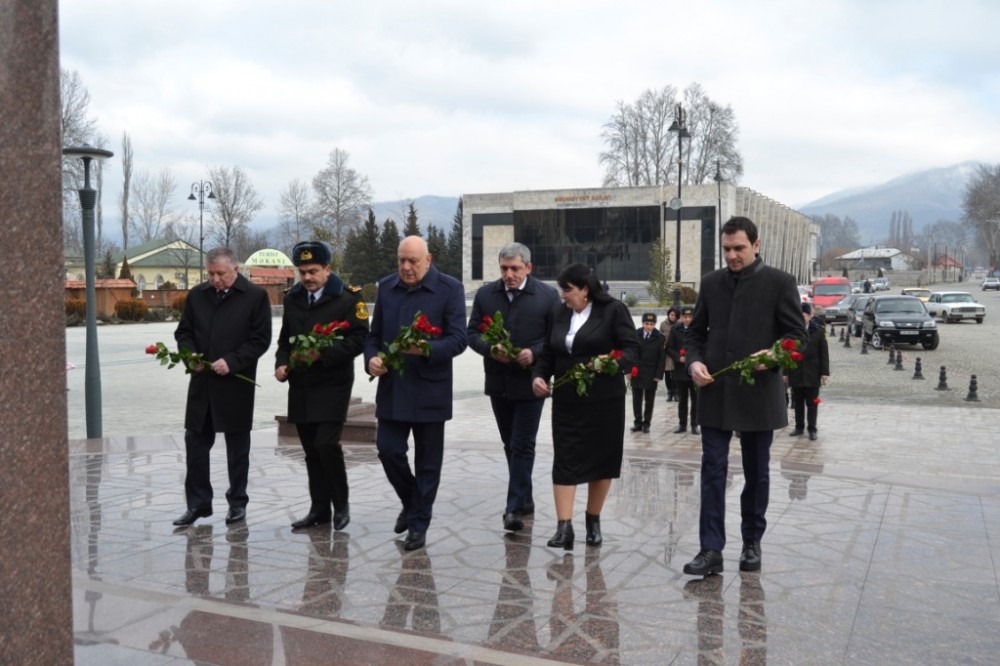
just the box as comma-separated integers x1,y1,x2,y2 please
862,295,938,350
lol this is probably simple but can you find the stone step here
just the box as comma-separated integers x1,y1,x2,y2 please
275,397,377,444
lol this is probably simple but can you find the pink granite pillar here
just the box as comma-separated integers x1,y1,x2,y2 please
0,1,74,664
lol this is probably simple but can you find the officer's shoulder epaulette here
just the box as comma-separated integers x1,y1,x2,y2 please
345,284,362,293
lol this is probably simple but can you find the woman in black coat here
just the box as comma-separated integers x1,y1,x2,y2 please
787,302,829,440
532,264,639,550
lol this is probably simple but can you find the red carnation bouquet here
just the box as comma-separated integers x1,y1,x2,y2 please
710,338,803,386
287,320,351,369
145,342,259,386
371,311,442,381
550,349,625,397
477,310,523,363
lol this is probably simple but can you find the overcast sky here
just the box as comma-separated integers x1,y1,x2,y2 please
59,0,1000,226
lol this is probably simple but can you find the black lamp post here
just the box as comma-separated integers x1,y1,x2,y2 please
188,181,215,283
63,143,114,439
714,159,724,269
667,103,691,307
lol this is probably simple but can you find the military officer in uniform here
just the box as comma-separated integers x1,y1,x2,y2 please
630,312,667,433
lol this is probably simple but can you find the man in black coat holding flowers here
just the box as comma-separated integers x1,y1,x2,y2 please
275,241,369,531
682,217,805,576
468,242,559,533
630,312,667,434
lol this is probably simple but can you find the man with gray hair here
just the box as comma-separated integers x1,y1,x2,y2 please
468,242,559,532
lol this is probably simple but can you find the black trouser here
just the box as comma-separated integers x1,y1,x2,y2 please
184,409,251,511
490,396,545,515
663,372,676,399
676,380,697,427
296,421,349,515
376,419,445,533
632,387,657,426
791,386,820,432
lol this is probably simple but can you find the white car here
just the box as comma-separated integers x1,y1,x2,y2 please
925,291,985,324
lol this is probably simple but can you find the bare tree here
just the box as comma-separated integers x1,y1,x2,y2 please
60,68,100,253
162,215,200,287
207,165,265,249
277,178,313,251
599,83,743,188
119,131,134,249
963,164,1000,268
129,167,177,243
311,148,373,266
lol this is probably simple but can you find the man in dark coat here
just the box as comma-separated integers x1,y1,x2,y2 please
365,236,468,551
682,217,805,576
275,241,369,531
468,242,559,532
173,247,272,527
630,312,667,434
666,306,699,435
787,302,830,441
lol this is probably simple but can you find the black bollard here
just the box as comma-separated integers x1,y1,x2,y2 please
829,324,835,338
839,328,845,342
887,346,895,365
912,357,925,380
935,366,950,391
965,375,981,402
844,330,852,348
860,336,868,354
894,349,904,371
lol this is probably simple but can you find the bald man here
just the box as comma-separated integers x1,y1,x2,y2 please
364,236,468,551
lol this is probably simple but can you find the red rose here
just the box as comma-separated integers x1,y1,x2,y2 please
479,323,489,332
482,315,492,325
629,366,639,378
145,344,159,354
790,351,804,362
609,349,623,360
813,397,822,405
679,348,686,355
781,338,798,351
431,326,442,336
312,322,324,334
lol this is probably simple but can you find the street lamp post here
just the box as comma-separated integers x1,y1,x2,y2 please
714,159,724,269
667,103,692,308
63,144,114,439
188,181,215,283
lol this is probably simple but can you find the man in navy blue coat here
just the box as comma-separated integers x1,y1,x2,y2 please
468,242,559,533
364,236,468,551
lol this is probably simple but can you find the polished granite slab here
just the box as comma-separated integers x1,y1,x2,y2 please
70,410,1000,665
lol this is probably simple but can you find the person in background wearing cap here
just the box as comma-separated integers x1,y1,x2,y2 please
630,313,667,434
666,306,699,435
275,241,369,531
660,307,681,402
172,247,272,527
468,242,560,533
365,236,468,551
681,216,805,577
785,301,829,441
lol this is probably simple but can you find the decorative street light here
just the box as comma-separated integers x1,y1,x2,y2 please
63,143,114,439
188,181,215,283
714,158,724,269
667,103,692,308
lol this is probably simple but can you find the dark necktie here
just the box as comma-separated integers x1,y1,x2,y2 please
507,288,520,302
309,292,317,307
216,290,226,303
645,332,650,340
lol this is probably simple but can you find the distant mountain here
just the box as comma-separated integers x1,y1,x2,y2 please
799,161,980,243
370,195,460,234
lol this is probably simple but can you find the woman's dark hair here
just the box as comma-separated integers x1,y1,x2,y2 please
667,306,680,321
556,263,613,303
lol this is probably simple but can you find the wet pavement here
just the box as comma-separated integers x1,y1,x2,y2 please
67,291,1000,663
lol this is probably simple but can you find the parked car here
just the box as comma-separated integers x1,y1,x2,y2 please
821,294,852,324
900,287,931,302
982,277,1000,291
846,294,874,337
850,281,862,294
811,277,853,309
873,277,890,291
861,295,938,350
925,291,985,323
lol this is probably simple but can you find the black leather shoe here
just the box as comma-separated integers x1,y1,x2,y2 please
683,549,724,576
225,507,246,525
585,512,602,547
394,508,408,534
788,428,804,437
642,424,650,434
739,541,762,571
673,425,687,434
691,425,700,435
291,512,331,529
404,529,426,551
808,431,818,441
547,520,575,550
630,424,643,432
503,512,524,531
173,507,212,526
333,505,350,531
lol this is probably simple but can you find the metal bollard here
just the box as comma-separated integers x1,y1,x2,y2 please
965,375,981,402
887,346,895,365
935,366,950,391
860,337,868,354
839,328,845,342
894,350,904,371
844,330,852,348
912,357,924,380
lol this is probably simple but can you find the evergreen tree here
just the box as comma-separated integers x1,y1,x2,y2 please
98,250,115,278
427,224,449,277
118,255,133,281
341,209,382,286
403,201,421,237
444,198,463,279
379,218,402,278
647,244,673,305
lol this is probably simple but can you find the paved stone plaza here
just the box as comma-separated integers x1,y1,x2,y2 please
68,283,1000,664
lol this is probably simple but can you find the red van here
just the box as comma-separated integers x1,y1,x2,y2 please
811,277,852,309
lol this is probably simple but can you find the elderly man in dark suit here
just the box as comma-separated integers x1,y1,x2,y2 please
172,247,272,527
468,242,559,532
682,217,805,575
365,236,468,551
275,241,369,531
